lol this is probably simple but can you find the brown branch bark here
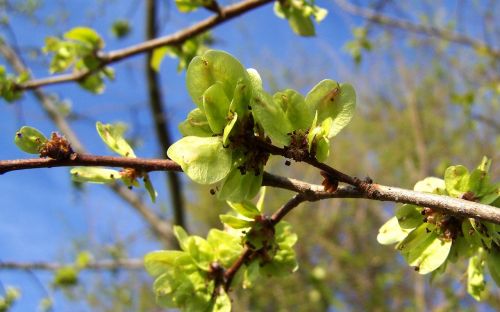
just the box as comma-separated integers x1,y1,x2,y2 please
333,0,500,58
15,0,274,91
0,259,143,271
145,0,186,228
1,155,499,224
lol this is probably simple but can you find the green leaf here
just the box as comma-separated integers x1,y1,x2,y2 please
305,80,356,137
287,7,315,36
167,136,232,184
217,168,263,202
250,89,292,146
211,289,231,312
186,50,248,108
227,200,261,219
274,89,313,130
203,82,231,134
14,126,47,154
111,20,131,39
207,229,242,266
220,214,253,229
53,266,78,287
75,251,93,269
229,79,251,118
151,47,169,72
143,173,157,203
396,224,452,274
144,250,185,276
414,177,446,194
78,73,105,94
243,261,260,289
487,248,500,286
444,165,470,197
467,253,486,301
185,235,214,270
64,27,103,50
179,108,213,137
222,112,238,147
96,121,136,158
246,68,263,91
396,204,423,229
70,167,120,184
173,225,190,251
275,221,298,248
377,216,412,245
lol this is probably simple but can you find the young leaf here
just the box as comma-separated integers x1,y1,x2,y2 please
70,167,120,184
250,89,292,146
167,136,232,184
414,177,446,194
396,224,452,274
144,250,185,276
179,108,213,137
220,214,253,229
207,229,242,266
143,173,157,203
487,248,500,286
14,126,47,154
64,27,103,50
444,165,469,197
377,216,412,245
467,253,486,301
396,204,422,229
217,168,262,202
227,200,261,219
53,266,78,287
186,50,248,108
203,82,231,134
96,122,136,158
305,80,356,138
274,89,313,130
222,112,238,147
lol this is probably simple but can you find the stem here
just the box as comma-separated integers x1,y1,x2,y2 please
0,259,144,271
223,247,252,291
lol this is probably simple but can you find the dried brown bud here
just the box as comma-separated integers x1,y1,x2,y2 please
320,171,338,193
39,132,74,160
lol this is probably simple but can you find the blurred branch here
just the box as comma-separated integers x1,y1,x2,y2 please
0,41,173,246
472,113,500,132
0,259,144,271
145,0,186,228
334,0,500,57
2,155,499,224
14,0,274,91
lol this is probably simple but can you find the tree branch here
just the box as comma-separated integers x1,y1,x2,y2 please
145,0,186,228
15,0,274,91
0,259,144,271
0,40,174,246
333,0,500,58
1,155,499,224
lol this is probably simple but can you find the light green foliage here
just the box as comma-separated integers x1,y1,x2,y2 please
111,20,131,39
68,122,157,202
43,27,112,93
151,33,211,72
145,226,242,311
274,0,328,36
344,27,373,64
175,0,214,13
53,266,79,287
0,287,20,312
167,136,232,184
96,122,136,158
0,66,28,102
146,193,299,311
378,157,500,299
173,50,355,201
14,126,47,154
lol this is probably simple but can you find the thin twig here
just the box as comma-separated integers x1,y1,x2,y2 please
333,0,500,58
223,247,252,291
15,0,274,90
0,259,144,271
